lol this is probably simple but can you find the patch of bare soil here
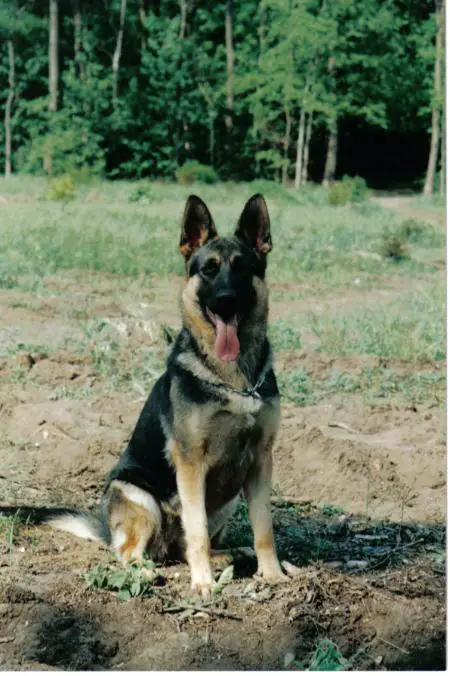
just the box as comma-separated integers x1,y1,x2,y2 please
0,273,445,670
371,195,445,227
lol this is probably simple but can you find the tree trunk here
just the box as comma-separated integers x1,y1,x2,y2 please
45,0,59,175
294,108,306,189
73,0,84,79
209,113,215,166
439,109,445,195
4,37,15,178
179,0,187,39
225,0,234,132
139,0,147,51
112,0,127,108
423,0,444,195
281,109,292,187
322,54,337,187
301,111,313,185
198,83,216,166
322,115,338,187
49,0,59,113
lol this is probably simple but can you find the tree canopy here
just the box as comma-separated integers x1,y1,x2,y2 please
0,0,442,188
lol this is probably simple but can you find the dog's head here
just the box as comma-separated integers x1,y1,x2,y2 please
179,194,273,363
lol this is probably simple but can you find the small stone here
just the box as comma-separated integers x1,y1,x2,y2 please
16,353,35,370
193,611,210,620
283,652,296,667
250,588,273,602
282,561,302,577
345,560,369,570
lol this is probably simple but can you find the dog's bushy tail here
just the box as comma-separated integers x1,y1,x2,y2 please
0,506,109,544
45,510,109,543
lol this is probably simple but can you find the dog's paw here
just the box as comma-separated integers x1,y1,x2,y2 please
191,579,213,599
257,566,289,585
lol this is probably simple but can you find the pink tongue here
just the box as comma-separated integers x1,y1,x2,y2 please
214,316,240,362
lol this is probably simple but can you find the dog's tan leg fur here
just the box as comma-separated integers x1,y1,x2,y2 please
245,447,286,583
172,442,213,597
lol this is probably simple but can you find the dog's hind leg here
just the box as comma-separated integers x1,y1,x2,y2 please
106,481,162,564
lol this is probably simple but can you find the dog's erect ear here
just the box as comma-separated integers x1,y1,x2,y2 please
179,195,218,260
235,193,272,254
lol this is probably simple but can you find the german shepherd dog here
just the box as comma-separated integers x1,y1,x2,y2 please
1,194,286,597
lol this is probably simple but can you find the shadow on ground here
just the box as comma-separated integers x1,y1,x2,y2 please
0,499,445,671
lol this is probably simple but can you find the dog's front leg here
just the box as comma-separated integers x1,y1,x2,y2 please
244,450,287,584
172,442,213,597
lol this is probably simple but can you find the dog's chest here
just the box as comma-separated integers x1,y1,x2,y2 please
204,410,261,511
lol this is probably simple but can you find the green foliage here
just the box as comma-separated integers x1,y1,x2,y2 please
304,281,445,361
278,370,317,405
379,231,410,261
18,118,105,179
268,321,301,351
302,639,350,671
0,0,439,186
46,175,76,202
398,218,441,246
324,368,445,404
0,512,26,547
213,565,234,596
328,175,368,205
399,218,426,241
84,561,158,600
176,161,219,185
321,504,344,517
128,183,155,204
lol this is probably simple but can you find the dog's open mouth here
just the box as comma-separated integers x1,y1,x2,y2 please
206,309,240,362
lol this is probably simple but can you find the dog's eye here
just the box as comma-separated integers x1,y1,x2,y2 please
202,259,219,276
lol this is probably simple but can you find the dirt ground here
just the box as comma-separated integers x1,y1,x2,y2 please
0,200,445,670
372,195,445,227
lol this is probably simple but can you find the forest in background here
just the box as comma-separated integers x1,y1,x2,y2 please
0,0,445,191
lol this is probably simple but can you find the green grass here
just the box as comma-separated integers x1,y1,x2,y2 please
225,498,445,572
411,193,445,209
0,177,443,290
325,367,445,403
279,280,445,362
278,366,445,406
0,512,27,552
278,370,318,405
268,321,302,351
0,178,444,392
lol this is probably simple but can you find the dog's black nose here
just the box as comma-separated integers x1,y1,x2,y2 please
216,289,237,301
213,289,237,322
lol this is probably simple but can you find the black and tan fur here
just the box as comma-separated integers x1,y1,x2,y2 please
1,194,286,597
